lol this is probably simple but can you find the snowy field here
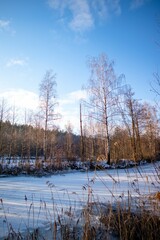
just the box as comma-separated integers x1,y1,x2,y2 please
0,162,159,238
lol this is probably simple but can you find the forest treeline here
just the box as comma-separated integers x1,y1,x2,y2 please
0,54,160,164
0,108,159,163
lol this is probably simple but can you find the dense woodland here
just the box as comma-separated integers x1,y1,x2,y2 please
0,113,159,164
0,54,160,164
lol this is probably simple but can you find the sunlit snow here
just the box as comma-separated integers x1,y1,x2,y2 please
0,162,159,238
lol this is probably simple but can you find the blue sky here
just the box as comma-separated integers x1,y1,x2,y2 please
0,0,160,131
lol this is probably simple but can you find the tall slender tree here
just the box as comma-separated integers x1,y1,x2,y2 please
39,70,59,161
84,53,124,164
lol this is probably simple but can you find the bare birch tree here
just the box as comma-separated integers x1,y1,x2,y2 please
84,53,124,164
39,70,59,161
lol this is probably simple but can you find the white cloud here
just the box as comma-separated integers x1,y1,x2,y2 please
6,58,27,67
58,106,80,131
59,89,87,105
130,0,150,10
69,0,94,32
0,89,87,132
0,19,10,30
0,89,39,111
69,89,87,100
0,19,15,35
58,89,87,132
48,0,93,32
92,0,121,19
48,0,121,32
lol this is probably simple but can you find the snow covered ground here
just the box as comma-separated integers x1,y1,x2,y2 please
0,162,159,238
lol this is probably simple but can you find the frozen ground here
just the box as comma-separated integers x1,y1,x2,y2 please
0,162,159,238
